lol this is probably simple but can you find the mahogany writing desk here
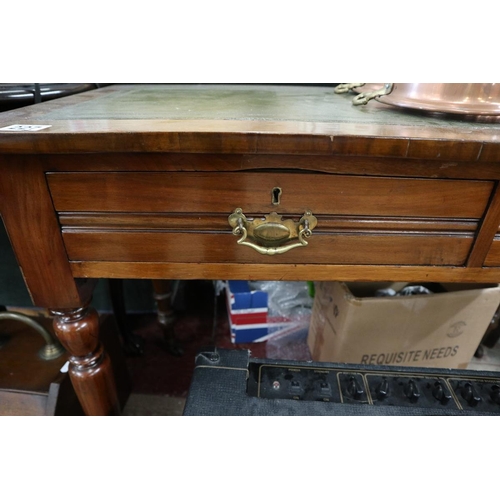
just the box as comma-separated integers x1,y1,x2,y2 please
1,84,500,415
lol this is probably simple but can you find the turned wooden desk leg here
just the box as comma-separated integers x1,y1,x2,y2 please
50,303,120,416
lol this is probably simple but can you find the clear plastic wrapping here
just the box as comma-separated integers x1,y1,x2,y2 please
249,281,313,360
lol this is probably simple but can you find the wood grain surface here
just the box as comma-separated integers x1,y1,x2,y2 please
0,85,499,160
0,156,92,308
69,261,500,284
47,171,492,218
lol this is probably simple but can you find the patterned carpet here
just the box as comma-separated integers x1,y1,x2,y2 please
122,280,268,399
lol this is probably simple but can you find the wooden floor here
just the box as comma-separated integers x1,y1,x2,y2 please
123,394,186,416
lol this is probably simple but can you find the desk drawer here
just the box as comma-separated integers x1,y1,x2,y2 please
47,172,492,219
49,171,491,267
61,230,473,266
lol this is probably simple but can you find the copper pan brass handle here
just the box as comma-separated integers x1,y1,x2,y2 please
334,83,365,94
352,83,394,106
228,208,317,255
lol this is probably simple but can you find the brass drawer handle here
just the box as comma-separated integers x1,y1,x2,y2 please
228,208,317,255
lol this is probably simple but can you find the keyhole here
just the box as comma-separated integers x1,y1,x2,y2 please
272,187,282,205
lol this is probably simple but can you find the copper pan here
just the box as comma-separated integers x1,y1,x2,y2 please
352,83,500,119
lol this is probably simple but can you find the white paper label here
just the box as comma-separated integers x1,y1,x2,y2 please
60,361,70,373
0,124,52,131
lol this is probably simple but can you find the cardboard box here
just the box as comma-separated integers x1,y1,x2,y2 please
307,281,500,369
225,280,306,343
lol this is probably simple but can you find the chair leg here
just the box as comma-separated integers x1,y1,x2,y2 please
108,279,145,356
152,280,183,356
